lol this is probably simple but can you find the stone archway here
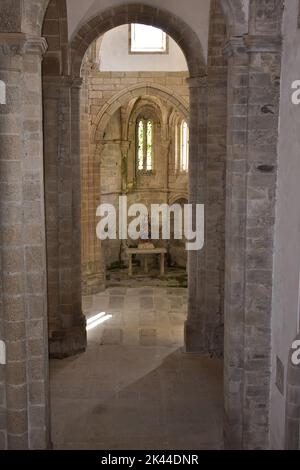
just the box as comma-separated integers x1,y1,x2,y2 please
92,83,189,142
68,3,209,362
0,0,285,451
82,83,190,295
42,0,283,451
39,2,247,448
70,4,206,79
44,0,228,449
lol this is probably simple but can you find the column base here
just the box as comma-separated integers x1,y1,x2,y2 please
49,325,87,359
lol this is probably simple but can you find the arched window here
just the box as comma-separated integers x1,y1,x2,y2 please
180,120,189,172
175,119,189,173
137,118,154,172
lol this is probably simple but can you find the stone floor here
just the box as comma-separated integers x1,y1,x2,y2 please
107,266,188,288
50,287,223,450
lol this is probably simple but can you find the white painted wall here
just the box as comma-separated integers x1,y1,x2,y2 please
99,25,188,72
270,0,300,450
66,0,211,61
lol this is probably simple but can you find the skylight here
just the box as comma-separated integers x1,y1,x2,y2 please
130,24,167,53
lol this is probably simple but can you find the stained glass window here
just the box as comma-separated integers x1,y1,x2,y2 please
137,118,154,172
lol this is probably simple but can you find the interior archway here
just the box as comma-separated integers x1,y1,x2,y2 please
70,4,206,79
44,0,228,450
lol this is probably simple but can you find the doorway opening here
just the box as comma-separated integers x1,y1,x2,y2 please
42,1,226,450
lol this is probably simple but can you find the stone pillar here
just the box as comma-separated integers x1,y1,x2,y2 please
223,20,282,447
204,1,228,355
43,75,86,358
0,33,50,449
43,76,63,342
71,79,86,324
223,36,249,450
242,32,282,450
82,139,106,296
184,75,208,353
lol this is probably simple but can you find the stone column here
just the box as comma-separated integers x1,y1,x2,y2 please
230,1,284,450
82,140,106,296
204,3,228,355
71,79,86,327
223,22,282,448
43,75,86,358
0,33,50,449
242,32,282,450
43,76,63,343
223,36,249,450
184,75,208,353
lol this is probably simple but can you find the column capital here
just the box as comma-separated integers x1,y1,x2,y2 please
120,141,131,155
0,33,47,57
186,75,207,88
223,36,246,58
24,36,48,56
244,34,282,53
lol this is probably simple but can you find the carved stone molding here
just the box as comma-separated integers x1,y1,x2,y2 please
0,33,47,57
24,36,48,56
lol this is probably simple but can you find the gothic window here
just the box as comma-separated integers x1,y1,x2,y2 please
175,120,189,173
130,24,168,53
137,117,154,172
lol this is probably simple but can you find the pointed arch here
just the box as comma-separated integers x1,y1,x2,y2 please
92,83,189,143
